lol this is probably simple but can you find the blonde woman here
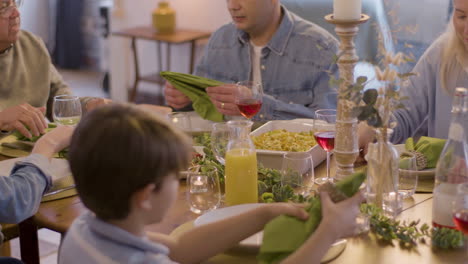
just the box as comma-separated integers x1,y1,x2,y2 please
359,0,468,146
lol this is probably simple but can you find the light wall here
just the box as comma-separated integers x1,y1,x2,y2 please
18,1,50,45
109,0,231,101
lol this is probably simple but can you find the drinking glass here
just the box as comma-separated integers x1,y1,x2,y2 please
281,152,315,197
314,109,336,185
235,81,263,119
186,168,221,214
453,182,468,235
398,152,418,199
53,95,82,126
167,112,191,131
211,122,229,165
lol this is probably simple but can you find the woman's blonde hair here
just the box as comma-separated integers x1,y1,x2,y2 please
440,12,468,93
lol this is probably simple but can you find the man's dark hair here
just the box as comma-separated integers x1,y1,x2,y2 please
69,104,191,220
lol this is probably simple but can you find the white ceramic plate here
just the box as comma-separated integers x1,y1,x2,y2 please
193,203,346,262
195,203,265,248
250,120,327,170
169,111,216,134
394,144,435,179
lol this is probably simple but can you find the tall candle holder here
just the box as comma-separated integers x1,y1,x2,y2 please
325,14,369,180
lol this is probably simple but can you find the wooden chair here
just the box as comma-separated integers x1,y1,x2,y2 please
0,220,40,264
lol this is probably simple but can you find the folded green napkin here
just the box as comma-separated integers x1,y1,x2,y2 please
399,137,446,170
12,123,57,142
160,71,224,122
258,172,366,264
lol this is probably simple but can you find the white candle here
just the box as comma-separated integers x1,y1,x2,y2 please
193,176,207,187
194,179,204,186
333,0,362,20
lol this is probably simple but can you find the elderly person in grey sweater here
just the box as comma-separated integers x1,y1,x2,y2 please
0,0,171,139
0,0,110,139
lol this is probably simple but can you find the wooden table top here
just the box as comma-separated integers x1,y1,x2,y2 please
334,197,468,264
112,26,211,44
1,154,466,263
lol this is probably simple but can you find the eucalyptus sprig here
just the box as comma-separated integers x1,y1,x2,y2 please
361,204,465,250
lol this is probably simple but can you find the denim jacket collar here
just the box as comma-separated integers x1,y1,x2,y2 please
236,6,294,56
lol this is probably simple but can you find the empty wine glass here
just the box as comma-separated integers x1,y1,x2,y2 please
398,152,418,199
281,152,315,197
186,168,221,214
453,182,468,235
211,123,229,165
314,109,336,185
235,81,263,119
167,112,191,131
53,95,82,126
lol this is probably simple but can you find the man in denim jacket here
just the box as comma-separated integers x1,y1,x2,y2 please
164,0,338,120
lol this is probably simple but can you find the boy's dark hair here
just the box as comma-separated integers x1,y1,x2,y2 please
69,104,191,220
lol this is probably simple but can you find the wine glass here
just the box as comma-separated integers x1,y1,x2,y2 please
398,152,418,199
186,168,221,214
314,109,336,185
167,112,191,131
235,81,263,119
453,182,468,235
53,95,82,126
281,152,315,197
211,122,229,165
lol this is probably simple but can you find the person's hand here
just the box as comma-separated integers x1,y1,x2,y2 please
264,203,309,221
320,190,365,240
206,84,241,116
164,82,191,109
32,126,74,159
0,103,47,138
85,98,112,112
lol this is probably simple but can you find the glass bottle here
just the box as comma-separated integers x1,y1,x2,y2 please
224,120,258,206
433,87,468,228
152,1,176,34
365,128,401,218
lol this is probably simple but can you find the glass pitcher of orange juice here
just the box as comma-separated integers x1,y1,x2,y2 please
224,120,258,206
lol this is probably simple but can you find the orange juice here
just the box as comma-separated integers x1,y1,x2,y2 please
225,148,258,206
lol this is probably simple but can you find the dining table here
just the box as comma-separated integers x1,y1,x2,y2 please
1,149,467,264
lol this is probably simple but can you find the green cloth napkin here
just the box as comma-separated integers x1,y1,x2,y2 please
160,71,224,122
258,172,366,264
401,137,446,169
12,123,57,142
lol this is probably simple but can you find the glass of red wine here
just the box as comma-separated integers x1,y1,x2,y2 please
453,182,468,235
235,81,263,119
313,109,336,185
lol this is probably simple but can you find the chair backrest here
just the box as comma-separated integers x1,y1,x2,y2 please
281,0,394,63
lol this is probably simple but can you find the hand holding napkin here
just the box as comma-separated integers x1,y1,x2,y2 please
258,172,366,264
399,137,446,170
12,123,57,142
160,71,224,122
